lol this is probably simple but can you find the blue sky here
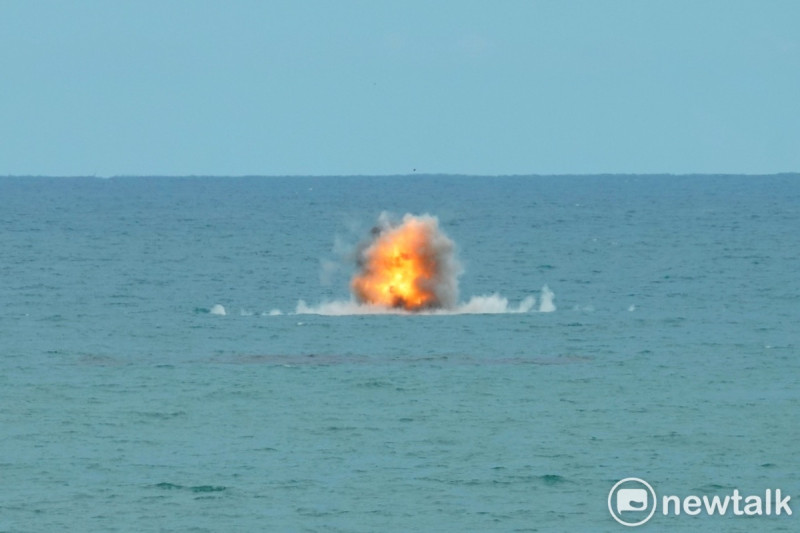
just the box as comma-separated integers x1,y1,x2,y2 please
2,1,798,176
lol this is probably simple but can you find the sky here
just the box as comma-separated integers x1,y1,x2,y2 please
1,1,798,176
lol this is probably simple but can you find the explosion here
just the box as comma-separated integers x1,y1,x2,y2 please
351,213,461,311
290,211,554,316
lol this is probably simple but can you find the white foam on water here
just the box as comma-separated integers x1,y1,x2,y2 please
295,299,399,316
452,294,536,314
292,285,553,316
538,285,556,313
209,304,226,316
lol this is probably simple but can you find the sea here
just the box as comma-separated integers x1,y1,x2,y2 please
1,174,798,532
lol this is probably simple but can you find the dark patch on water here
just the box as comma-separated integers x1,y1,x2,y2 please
223,353,592,367
191,485,226,493
77,354,127,366
356,379,394,388
154,482,227,493
136,410,187,420
539,474,568,486
229,353,361,366
154,482,182,490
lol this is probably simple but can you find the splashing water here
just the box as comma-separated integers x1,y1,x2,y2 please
209,304,227,316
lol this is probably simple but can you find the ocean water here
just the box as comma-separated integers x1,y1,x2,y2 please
1,175,798,532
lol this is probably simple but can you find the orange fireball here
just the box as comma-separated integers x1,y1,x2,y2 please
351,216,441,310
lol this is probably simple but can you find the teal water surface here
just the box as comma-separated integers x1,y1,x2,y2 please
1,175,798,531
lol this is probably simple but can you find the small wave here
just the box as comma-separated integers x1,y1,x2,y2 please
136,411,187,420
190,485,227,493
154,482,227,493
154,482,183,490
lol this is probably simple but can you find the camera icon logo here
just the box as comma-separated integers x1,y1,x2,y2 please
608,478,657,526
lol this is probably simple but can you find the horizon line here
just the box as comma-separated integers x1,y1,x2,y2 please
2,172,799,180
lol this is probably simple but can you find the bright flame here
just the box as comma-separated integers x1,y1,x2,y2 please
351,214,453,311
